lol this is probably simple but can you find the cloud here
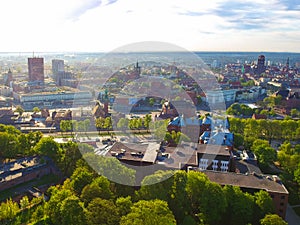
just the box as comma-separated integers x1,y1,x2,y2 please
65,0,102,20
0,0,299,52
105,0,118,6
280,0,300,10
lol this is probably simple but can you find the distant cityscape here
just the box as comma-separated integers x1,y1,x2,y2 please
0,51,300,224
0,51,299,113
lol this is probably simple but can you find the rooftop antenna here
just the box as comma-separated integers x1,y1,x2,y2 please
32,51,35,58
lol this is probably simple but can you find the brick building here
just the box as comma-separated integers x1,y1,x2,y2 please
28,57,44,83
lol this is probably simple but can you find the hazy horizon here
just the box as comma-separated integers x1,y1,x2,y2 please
0,0,299,52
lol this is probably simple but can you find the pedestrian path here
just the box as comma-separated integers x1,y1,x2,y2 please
286,204,300,225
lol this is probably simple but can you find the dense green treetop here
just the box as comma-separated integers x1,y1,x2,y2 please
260,214,288,225
120,199,176,225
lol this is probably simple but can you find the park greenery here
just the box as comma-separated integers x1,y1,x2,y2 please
0,117,296,224
60,115,190,146
229,117,300,207
226,103,277,117
0,164,284,225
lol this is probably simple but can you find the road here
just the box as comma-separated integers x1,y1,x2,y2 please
286,204,300,225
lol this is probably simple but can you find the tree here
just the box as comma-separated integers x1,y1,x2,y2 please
0,132,18,158
116,196,133,217
294,163,300,185
120,199,176,225
15,105,24,116
45,188,74,224
254,190,275,221
260,214,287,225
34,137,60,162
83,119,91,136
0,198,20,222
186,171,209,212
260,109,270,116
228,117,245,134
226,103,254,116
81,183,103,206
137,170,174,202
136,118,143,131
252,139,277,169
169,170,191,224
30,204,46,224
60,120,68,137
149,97,155,106
223,185,254,225
144,114,152,132
150,120,169,141
60,196,86,225
128,118,137,130
33,106,40,113
104,117,112,134
60,141,83,176
186,171,227,224
27,131,43,148
86,198,120,225
233,133,244,149
117,118,129,132
70,167,94,195
198,181,227,224
81,176,114,206
95,117,105,134
72,120,79,135
20,196,30,210
78,143,94,155
77,121,85,135
278,142,300,176
83,153,136,186
291,108,299,118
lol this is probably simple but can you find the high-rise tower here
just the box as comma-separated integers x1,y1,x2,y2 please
52,59,65,85
4,68,13,86
52,59,64,74
256,55,266,75
28,57,44,83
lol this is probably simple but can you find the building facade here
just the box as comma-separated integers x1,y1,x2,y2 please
28,57,44,83
256,55,266,75
52,59,65,85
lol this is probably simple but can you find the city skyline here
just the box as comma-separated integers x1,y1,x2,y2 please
0,0,300,53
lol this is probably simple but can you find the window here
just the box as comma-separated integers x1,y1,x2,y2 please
280,202,284,206
281,196,285,200
220,160,229,172
199,159,208,170
212,160,218,171
270,194,274,198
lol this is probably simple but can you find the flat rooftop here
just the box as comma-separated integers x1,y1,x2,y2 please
0,157,43,183
202,170,289,194
161,144,231,169
106,142,160,164
196,144,231,156
106,141,231,169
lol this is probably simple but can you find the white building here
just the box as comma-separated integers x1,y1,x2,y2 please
14,91,92,107
205,89,237,104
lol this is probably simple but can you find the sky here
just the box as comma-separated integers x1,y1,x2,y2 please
0,0,300,53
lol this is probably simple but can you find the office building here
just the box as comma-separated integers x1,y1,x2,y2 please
256,55,266,75
28,57,44,83
52,59,65,85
